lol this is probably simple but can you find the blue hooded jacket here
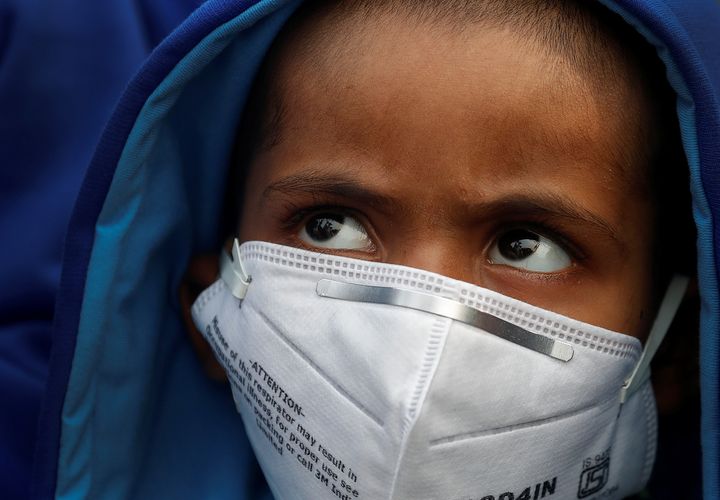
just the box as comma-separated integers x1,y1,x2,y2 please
0,2,203,497
29,0,720,498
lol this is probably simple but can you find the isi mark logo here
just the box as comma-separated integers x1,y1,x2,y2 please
577,449,611,498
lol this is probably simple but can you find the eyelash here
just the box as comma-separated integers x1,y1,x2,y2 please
279,203,363,231
278,202,587,264
277,203,374,250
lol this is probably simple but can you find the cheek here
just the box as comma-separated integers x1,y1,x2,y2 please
238,207,268,242
237,201,260,242
579,275,655,340
238,205,290,245
564,200,657,338
237,158,277,243
566,245,656,340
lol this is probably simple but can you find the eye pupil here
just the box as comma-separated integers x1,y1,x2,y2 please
499,229,540,261
306,214,345,242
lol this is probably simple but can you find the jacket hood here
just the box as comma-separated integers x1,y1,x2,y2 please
34,0,720,498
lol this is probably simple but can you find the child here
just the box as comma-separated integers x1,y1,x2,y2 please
33,1,718,499
187,1,695,498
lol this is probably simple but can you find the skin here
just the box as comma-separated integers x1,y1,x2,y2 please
181,12,660,381
237,15,657,338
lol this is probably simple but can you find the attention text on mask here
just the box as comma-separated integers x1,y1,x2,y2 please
206,316,362,499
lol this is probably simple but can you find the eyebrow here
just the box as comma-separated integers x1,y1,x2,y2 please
262,172,622,245
262,171,401,214
478,193,623,247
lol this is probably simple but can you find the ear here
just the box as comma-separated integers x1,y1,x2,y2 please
179,253,228,382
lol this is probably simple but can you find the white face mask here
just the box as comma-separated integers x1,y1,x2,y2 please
192,240,687,500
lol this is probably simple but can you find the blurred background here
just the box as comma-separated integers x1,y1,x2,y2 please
0,2,204,497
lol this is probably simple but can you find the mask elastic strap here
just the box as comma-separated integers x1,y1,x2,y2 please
220,238,252,299
619,275,689,404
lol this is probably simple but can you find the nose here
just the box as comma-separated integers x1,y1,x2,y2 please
385,238,480,285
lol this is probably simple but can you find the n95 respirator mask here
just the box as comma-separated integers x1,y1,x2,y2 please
191,240,686,500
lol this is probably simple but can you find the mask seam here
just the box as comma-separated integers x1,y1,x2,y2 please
386,313,454,500
241,243,641,359
403,316,450,425
639,381,658,485
194,288,253,393
204,325,247,394
242,243,448,294
428,392,620,448
190,279,225,316
249,303,385,428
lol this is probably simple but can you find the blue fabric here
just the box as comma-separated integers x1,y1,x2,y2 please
32,1,301,498
595,3,720,495
598,2,720,496
0,1,201,498
32,0,720,498
657,2,720,495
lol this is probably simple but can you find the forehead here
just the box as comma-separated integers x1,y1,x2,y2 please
258,11,652,198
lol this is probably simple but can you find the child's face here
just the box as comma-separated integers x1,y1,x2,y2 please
238,16,657,339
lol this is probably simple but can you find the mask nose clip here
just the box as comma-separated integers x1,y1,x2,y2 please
220,238,252,299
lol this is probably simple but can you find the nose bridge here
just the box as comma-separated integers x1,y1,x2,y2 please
387,237,477,284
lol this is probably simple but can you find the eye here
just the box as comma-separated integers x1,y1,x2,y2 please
489,228,571,272
299,212,373,251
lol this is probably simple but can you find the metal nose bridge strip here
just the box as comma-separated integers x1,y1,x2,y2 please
316,279,573,362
